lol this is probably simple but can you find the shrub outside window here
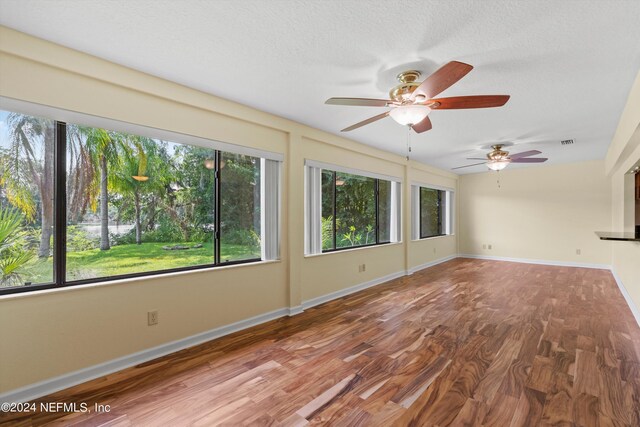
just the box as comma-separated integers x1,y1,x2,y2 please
420,187,444,238
306,162,401,254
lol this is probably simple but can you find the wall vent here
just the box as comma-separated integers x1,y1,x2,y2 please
560,139,574,145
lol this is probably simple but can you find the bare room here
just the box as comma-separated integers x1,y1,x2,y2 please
1,0,639,425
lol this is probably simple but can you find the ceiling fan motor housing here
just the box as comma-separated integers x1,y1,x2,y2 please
389,70,422,102
488,145,509,160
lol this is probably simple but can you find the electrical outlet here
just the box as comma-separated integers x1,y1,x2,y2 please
362,263,366,272
483,244,487,249
433,247,436,254
576,249,581,255
488,244,492,250
148,310,158,326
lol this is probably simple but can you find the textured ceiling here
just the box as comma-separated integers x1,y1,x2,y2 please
1,0,640,173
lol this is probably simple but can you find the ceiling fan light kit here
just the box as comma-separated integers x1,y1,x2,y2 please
389,104,431,126
486,159,511,171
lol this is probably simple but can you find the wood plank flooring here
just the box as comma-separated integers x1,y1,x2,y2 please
2,258,639,426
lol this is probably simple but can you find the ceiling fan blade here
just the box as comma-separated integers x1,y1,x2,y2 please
451,162,486,170
325,97,393,107
509,150,542,160
341,111,389,132
412,61,473,100
411,116,433,133
511,157,548,163
430,95,510,109
466,157,488,160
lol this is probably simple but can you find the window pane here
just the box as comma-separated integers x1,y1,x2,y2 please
65,125,216,280
0,110,55,288
420,188,443,237
378,180,392,243
220,152,261,262
321,170,335,250
335,173,376,248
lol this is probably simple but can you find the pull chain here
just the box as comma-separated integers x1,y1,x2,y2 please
496,170,501,189
406,125,412,161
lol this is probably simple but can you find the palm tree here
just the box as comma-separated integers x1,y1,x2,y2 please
1,113,54,258
111,136,167,245
78,127,123,251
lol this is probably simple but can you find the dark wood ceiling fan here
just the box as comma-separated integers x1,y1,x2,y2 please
325,61,510,133
453,145,548,171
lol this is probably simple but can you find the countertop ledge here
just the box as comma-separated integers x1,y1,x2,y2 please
595,231,640,242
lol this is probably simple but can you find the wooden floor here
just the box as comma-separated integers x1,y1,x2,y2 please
2,258,640,426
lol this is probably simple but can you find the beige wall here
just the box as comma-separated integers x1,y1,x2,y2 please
0,262,286,391
609,136,640,312
459,160,612,266
606,66,640,310
0,27,458,393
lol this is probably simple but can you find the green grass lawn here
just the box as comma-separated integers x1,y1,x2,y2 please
19,242,261,285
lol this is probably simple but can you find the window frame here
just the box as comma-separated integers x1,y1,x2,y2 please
304,161,402,255
412,183,454,241
0,108,280,296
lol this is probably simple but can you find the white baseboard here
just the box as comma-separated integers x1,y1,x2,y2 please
301,254,458,310
301,270,407,310
287,305,304,316
0,307,290,404
610,269,640,328
458,254,611,270
407,254,458,275
458,254,639,328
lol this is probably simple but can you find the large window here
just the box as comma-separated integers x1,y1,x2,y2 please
306,162,401,254
0,106,280,294
412,184,454,240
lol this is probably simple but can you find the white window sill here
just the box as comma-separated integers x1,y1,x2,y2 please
412,234,455,242
304,241,403,258
0,259,282,300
